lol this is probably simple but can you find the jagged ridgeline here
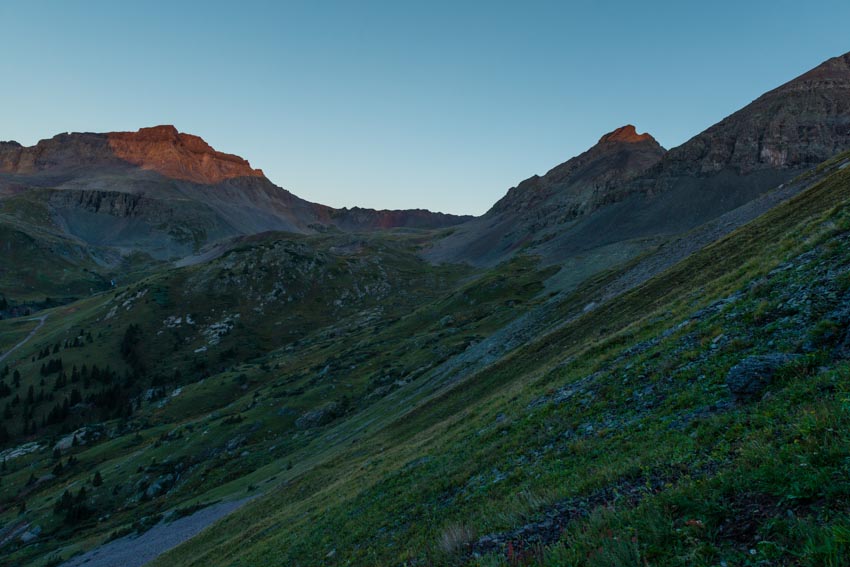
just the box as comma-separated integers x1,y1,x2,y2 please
0,52,849,567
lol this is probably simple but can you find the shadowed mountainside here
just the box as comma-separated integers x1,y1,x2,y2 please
426,51,850,272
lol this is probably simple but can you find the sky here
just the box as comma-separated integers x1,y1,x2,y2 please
1,1,849,215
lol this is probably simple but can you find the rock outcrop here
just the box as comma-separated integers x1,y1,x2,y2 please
0,125,264,185
107,125,265,184
725,354,797,401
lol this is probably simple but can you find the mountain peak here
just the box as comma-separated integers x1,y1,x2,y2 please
488,124,666,219
106,126,265,184
778,50,850,89
0,126,266,185
130,124,180,139
598,125,656,145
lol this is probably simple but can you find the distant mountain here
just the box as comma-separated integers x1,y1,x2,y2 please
0,125,471,261
0,125,266,184
427,51,850,273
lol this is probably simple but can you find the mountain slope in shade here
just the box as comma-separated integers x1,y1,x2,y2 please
659,51,850,176
426,51,850,276
425,125,666,266
0,126,471,261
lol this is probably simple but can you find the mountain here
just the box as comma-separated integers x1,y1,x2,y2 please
0,125,265,184
3,146,849,567
492,125,666,218
660,51,850,175
425,125,667,266
427,52,850,278
3,51,850,567
0,125,471,262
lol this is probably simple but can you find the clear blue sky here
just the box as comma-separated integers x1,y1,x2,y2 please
1,1,849,215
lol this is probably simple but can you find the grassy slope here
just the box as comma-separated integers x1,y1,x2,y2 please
0,319,40,355
2,155,850,566
0,231,559,566
151,157,850,566
0,191,162,304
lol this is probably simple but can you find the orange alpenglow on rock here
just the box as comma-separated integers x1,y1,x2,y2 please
597,124,657,144
106,125,265,184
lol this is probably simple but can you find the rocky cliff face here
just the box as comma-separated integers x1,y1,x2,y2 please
655,52,850,178
107,125,265,184
0,132,115,173
0,125,265,185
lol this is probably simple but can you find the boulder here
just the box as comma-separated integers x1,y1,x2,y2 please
725,354,797,401
295,402,340,430
19,525,41,543
144,473,175,499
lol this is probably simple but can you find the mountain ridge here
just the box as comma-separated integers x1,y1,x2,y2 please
0,125,266,185
426,50,850,272
0,126,472,266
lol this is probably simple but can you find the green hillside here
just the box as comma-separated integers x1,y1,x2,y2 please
150,154,850,566
0,228,559,565
1,153,848,565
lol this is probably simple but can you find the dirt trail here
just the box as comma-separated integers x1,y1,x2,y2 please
0,314,48,364
59,498,251,567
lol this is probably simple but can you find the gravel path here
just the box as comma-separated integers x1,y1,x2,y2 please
0,314,48,363
60,498,251,567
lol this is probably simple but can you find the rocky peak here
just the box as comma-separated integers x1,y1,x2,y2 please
106,125,265,184
598,125,657,145
491,125,666,215
541,125,665,186
0,126,265,185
